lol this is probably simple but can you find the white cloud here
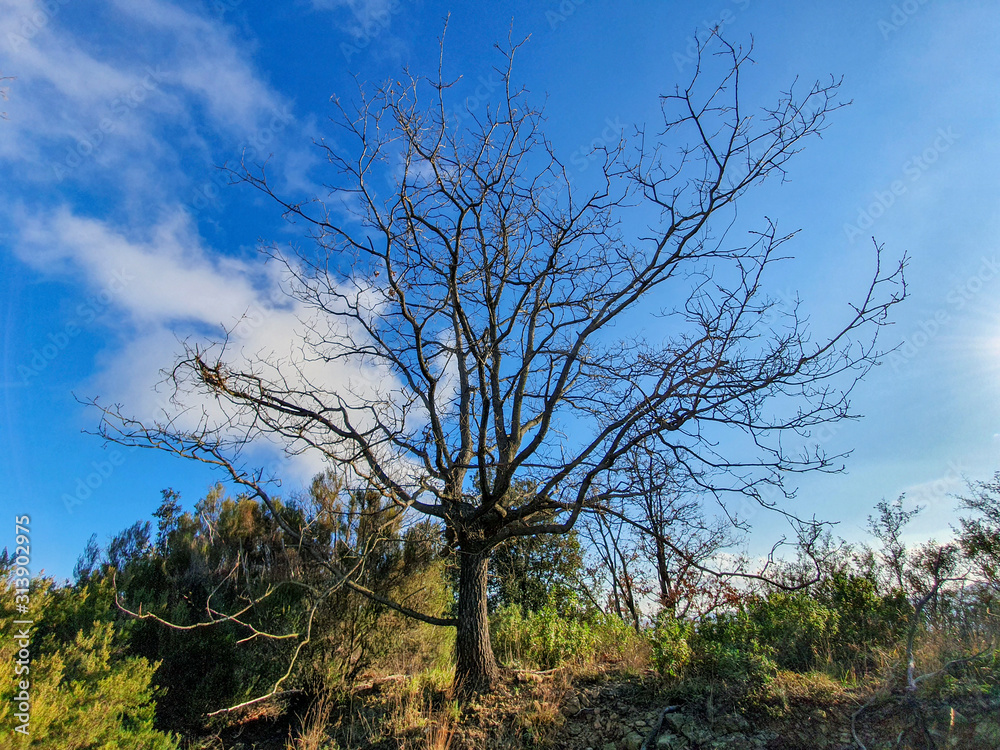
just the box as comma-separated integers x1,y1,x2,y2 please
14,206,271,325
0,0,297,192
0,0,400,489
0,6,168,170
0,1,430,494
11,204,403,486
104,0,286,136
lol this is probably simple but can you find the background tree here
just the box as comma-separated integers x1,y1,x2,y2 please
624,444,741,621
72,475,449,724
956,472,1000,588
488,514,585,614
96,34,904,694
583,501,647,632
867,495,922,592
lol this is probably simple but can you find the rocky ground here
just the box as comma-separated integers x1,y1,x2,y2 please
204,668,1000,749
551,675,848,750
548,672,1000,750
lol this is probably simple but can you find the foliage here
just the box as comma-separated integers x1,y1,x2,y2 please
744,591,836,672
868,495,922,591
488,522,586,615
683,571,910,683
816,571,910,674
296,471,453,684
71,474,452,729
650,615,693,679
491,604,640,670
957,471,1000,585
96,485,307,727
0,570,179,749
686,610,779,693
19,452,1000,746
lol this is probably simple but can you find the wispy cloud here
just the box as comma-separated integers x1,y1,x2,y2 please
0,0,298,197
104,0,286,136
0,0,403,488
9,203,402,485
13,206,274,325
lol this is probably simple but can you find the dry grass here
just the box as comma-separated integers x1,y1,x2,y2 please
280,608,1000,750
325,666,574,749
287,690,336,750
383,673,455,737
762,669,855,716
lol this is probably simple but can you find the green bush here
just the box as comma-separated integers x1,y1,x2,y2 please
748,591,837,672
817,572,910,675
82,479,454,728
491,604,639,670
687,611,778,693
0,574,178,749
651,616,693,679
705,574,910,679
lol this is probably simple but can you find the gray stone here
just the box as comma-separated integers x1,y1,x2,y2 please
656,733,689,749
713,713,750,735
662,713,713,745
663,713,689,733
624,731,646,750
563,695,582,715
707,733,749,749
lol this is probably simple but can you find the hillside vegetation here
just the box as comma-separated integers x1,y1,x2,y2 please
4,473,1000,749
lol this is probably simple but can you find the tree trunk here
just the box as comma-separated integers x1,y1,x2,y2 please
655,538,678,619
454,549,500,696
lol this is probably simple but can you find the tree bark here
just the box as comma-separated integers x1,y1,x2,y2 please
454,549,500,696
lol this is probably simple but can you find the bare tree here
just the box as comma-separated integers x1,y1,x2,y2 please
625,445,742,620
867,495,922,591
95,34,904,694
583,500,647,632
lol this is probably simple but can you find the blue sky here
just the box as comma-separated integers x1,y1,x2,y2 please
2,0,999,580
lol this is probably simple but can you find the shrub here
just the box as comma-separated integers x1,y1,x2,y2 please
817,572,910,675
707,574,911,679
686,610,779,698
651,616,693,679
0,574,178,749
491,604,640,670
748,591,838,672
